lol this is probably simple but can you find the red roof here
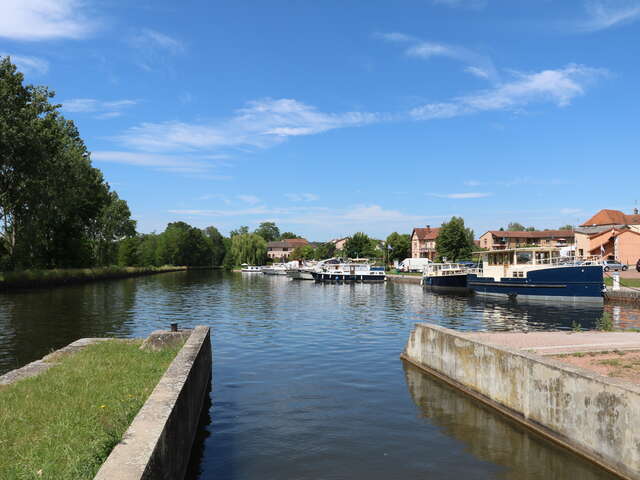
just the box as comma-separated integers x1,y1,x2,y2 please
412,227,440,240
587,228,640,253
581,209,640,227
267,238,308,248
487,230,574,239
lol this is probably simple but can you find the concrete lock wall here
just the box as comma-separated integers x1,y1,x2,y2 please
95,325,212,480
402,324,640,480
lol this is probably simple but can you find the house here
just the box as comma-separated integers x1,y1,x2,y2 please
478,230,574,250
410,226,440,260
575,208,640,263
330,237,349,251
266,238,309,260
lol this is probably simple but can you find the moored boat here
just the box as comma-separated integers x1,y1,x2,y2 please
312,262,385,283
468,248,604,303
241,264,263,273
421,263,474,293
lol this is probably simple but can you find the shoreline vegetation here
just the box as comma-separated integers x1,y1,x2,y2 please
0,339,182,479
0,265,213,290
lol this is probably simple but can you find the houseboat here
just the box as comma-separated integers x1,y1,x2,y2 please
468,247,604,303
241,264,263,273
421,263,473,293
312,262,386,283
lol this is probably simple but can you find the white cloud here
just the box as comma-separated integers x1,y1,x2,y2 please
576,0,640,32
411,64,606,120
428,192,492,199
91,150,230,178
62,98,138,119
0,53,49,74
432,0,487,9
237,194,261,205
464,180,482,186
380,34,498,83
284,193,319,202
560,208,583,215
0,0,94,41
127,28,184,70
118,98,379,153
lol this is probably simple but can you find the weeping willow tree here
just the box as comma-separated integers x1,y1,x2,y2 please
230,233,267,265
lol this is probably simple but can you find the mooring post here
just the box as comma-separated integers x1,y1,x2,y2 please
612,272,620,291
170,322,178,332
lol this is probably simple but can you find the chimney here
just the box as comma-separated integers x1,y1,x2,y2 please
426,224,430,231
634,208,639,215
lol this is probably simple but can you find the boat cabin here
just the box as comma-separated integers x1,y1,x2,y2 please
474,247,565,280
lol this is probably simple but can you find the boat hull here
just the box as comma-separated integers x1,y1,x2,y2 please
312,272,385,283
287,269,315,280
467,266,604,303
423,274,469,293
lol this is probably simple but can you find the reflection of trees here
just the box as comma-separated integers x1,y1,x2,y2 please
1,278,138,374
402,361,618,480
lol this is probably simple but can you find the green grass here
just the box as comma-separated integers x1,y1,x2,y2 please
0,265,187,289
604,277,640,288
0,340,182,479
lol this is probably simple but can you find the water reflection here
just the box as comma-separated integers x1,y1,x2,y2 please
402,361,618,479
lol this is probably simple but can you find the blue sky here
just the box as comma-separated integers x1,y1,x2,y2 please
2,0,639,240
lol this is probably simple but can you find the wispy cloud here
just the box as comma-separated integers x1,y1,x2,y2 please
237,194,261,205
62,98,138,119
0,53,48,74
428,192,492,199
574,0,640,32
560,208,583,215
0,0,95,41
117,98,380,153
463,180,482,187
431,0,487,9
378,33,498,83
284,193,319,202
411,64,606,120
91,150,230,178
127,28,185,70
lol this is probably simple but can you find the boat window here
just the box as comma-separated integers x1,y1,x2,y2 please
516,252,533,264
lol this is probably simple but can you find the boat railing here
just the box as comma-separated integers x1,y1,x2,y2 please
533,255,601,267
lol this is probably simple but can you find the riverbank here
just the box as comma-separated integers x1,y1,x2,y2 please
0,339,182,479
0,265,189,290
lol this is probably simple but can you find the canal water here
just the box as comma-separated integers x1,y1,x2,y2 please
2,270,638,479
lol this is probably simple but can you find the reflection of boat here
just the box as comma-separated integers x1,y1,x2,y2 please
421,263,473,293
468,248,604,303
262,263,289,275
286,260,316,280
401,361,617,479
312,262,385,283
241,264,263,273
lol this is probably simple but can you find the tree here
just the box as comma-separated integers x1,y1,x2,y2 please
507,222,526,231
435,217,475,261
385,232,411,262
204,226,226,266
254,222,280,242
525,226,536,232
559,224,574,230
155,222,212,266
229,226,249,237
0,57,135,270
344,232,377,259
291,244,315,260
280,232,300,239
229,233,267,265
314,242,336,260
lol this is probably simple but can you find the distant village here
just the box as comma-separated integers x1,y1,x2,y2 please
265,208,640,265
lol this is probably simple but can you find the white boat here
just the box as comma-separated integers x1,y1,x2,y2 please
311,261,385,283
286,260,317,280
421,263,475,292
263,261,298,275
241,264,263,273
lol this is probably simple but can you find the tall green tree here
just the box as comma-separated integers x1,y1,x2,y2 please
314,242,336,260
155,222,212,266
229,226,249,237
343,232,378,259
204,226,226,266
280,231,300,239
0,56,135,270
559,224,574,230
385,232,411,262
254,222,280,242
291,244,315,260
435,217,475,261
230,233,267,265
507,222,525,231
91,191,137,266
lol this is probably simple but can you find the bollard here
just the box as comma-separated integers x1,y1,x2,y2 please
612,272,620,291
170,322,178,332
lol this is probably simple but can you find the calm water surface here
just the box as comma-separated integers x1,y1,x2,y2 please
2,270,637,479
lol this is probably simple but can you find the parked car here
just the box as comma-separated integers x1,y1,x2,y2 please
637,259,640,273
602,260,628,272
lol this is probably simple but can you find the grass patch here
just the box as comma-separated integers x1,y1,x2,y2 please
0,340,182,479
604,277,640,288
388,270,422,276
599,358,622,367
0,265,187,289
